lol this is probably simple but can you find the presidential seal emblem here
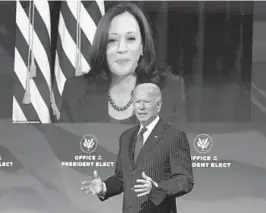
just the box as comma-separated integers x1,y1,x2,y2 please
80,134,98,154
194,134,212,154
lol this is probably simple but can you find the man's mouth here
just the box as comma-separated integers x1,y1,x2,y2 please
138,113,147,116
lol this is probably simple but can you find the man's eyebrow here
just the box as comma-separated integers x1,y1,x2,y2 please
127,31,136,35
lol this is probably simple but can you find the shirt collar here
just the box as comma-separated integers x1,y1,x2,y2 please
140,116,160,133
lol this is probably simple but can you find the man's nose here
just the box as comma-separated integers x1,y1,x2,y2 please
139,102,145,109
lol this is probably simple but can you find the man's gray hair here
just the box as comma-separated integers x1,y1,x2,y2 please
133,83,162,103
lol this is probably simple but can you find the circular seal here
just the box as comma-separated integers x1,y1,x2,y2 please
80,134,98,154
193,134,212,154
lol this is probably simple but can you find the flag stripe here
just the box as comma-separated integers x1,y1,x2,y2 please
63,1,92,65
13,54,40,121
15,27,51,112
12,86,39,122
56,34,76,78
62,2,91,72
60,2,78,44
19,1,30,11
53,53,66,111
57,12,89,71
31,5,52,67
80,31,92,66
21,3,51,52
95,0,105,16
16,0,51,90
82,0,103,26
14,48,50,123
34,0,51,42
12,96,27,122
79,2,98,44
55,52,67,95
67,0,97,45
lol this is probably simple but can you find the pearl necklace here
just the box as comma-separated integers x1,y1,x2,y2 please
108,91,133,112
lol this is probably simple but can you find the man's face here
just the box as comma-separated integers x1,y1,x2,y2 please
133,87,161,126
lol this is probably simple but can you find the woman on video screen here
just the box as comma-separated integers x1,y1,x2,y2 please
59,2,185,124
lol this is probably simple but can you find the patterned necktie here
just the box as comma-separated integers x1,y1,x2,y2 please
134,127,148,162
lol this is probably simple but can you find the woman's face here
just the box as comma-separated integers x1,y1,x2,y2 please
106,11,143,77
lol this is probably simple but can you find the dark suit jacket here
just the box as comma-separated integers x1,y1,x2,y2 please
101,119,194,213
59,74,186,123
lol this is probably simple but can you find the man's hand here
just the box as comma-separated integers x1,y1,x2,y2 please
134,172,158,197
81,170,104,195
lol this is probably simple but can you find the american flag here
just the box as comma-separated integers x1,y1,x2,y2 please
51,0,105,121
12,0,52,123
12,0,105,123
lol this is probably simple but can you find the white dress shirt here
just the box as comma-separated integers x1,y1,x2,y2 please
138,116,160,145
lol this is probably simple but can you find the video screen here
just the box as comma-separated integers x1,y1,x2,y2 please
0,1,265,213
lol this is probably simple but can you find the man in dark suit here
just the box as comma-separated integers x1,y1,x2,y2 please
81,83,194,213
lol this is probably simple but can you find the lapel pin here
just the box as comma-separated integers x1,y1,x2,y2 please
154,136,158,139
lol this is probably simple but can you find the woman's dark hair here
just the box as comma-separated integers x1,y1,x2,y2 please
87,2,156,83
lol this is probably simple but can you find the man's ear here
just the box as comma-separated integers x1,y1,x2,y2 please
157,98,162,112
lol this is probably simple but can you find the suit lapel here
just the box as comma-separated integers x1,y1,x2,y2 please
133,119,164,169
128,126,139,168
